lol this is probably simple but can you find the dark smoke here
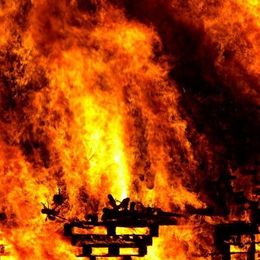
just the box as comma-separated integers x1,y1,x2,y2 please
110,0,259,216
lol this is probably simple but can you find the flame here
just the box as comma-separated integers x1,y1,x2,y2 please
0,0,259,259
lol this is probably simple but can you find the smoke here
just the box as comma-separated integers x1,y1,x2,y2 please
113,0,259,212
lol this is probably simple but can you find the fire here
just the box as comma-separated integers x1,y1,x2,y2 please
0,0,259,259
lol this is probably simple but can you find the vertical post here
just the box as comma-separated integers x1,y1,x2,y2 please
222,243,231,260
247,234,255,260
139,245,147,256
108,245,119,256
107,224,116,236
82,244,92,256
149,225,159,237
64,223,73,236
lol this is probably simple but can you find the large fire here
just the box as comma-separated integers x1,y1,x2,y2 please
0,0,259,259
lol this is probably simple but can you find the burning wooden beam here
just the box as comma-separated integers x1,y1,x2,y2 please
62,194,181,258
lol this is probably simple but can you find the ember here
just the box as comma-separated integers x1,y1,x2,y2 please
0,0,259,259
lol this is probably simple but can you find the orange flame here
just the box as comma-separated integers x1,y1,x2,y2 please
0,0,259,259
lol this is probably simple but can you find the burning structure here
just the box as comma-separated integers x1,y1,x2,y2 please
62,194,181,259
0,0,259,259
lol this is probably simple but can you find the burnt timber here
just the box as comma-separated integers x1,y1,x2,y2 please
214,222,260,260
64,194,180,259
62,194,259,259
39,192,259,259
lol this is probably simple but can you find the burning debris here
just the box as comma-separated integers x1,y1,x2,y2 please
214,222,259,260
40,193,260,259
52,188,67,206
41,203,63,221
41,188,68,221
62,194,181,258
